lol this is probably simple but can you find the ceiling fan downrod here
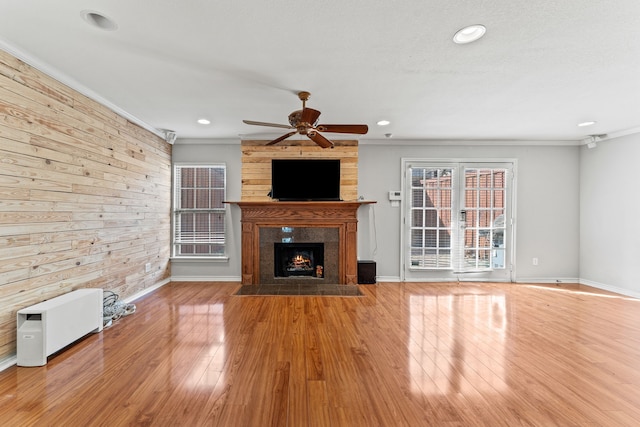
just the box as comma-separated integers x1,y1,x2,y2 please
297,91,310,108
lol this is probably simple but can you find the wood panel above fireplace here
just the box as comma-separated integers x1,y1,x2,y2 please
240,140,359,202
231,201,374,285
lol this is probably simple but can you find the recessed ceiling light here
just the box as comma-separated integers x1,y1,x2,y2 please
80,10,118,31
453,25,486,44
197,118,211,125
577,121,596,127
377,120,390,126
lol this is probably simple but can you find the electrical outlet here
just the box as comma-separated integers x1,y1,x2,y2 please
145,263,151,273
532,257,539,266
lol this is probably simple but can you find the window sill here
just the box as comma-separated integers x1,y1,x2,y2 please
170,257,229,263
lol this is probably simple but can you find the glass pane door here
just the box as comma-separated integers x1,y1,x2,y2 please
409,167,455,269
403,161,513,282
458,168,507,272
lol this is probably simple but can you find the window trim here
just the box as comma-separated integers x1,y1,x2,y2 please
172,163,228,259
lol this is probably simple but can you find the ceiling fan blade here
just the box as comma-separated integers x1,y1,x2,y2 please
307,131,334,148
243,120,294,130
266,131,297,146
300,108,321,126
316,124,369,134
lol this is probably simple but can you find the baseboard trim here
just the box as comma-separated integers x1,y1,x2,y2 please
514,277,579,284
0,355,17,372
374,276,401,283
579,278,640,299
124,278,171,303
169,276,241,282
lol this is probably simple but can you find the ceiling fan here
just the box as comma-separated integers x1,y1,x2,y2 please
242,91,368,148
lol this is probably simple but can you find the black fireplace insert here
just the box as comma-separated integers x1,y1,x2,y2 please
274,243,324,277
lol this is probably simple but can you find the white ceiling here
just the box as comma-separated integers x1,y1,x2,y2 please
1,0,639,144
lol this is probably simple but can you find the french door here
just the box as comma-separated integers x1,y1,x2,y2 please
401,160,514,282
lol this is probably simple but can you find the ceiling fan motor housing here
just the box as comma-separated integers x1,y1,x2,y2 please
288,110,303,127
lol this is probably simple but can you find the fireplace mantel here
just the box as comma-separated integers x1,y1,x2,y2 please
229,201,374,285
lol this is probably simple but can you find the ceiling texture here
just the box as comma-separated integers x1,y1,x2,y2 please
1,0,639,144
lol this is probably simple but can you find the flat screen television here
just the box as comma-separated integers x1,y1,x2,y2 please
271,159,341,201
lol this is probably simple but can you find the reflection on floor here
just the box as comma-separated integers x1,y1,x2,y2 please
235,283,363,296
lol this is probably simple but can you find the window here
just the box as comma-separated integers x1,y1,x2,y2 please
173,165,226,258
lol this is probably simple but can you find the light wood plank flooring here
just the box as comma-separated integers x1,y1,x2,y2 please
1,281,640,426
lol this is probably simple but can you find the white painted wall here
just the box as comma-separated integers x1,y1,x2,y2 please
171,140,243,281
580,133,640,297
171,139,581,284
357,142,580,282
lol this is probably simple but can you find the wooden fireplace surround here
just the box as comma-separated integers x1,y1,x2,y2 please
232,201,373,285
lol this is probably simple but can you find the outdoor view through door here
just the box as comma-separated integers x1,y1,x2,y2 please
403,161,513,282
460,168,506,271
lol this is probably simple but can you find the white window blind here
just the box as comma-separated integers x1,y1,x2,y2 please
173,165,226,257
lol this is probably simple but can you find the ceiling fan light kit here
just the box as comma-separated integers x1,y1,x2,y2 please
243,91,368,148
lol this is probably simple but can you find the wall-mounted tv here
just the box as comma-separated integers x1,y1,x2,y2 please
271,159,341,201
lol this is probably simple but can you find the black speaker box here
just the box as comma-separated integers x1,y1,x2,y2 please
357,260,376,284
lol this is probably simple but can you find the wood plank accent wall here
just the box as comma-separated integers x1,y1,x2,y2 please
240,140,358,201
0,49,172,362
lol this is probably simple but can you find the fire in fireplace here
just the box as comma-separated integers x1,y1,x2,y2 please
274,243,324,277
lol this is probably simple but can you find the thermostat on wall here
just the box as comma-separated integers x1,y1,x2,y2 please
388,191,402,201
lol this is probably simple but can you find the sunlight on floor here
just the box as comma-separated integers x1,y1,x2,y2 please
174,303,227,390
522,284,640,301
409,293,507,395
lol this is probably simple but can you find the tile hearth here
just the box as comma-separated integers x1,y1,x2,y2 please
235,284,363,296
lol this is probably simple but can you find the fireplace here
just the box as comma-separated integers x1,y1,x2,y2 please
231,201,374,285
274,243,324,277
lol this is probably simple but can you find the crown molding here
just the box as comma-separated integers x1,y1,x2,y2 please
580,126,640,145
0,38,165,140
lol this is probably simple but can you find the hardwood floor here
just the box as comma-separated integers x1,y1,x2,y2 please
1,281,640,426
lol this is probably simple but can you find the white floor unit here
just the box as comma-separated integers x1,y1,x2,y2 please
16,288,103,367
